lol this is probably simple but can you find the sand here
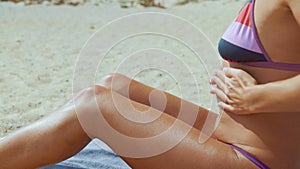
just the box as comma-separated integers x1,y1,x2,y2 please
0,0,244,138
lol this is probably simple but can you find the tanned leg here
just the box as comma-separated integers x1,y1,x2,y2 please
78,86,257,169
0,101,91,169
0,85,257,169
97,73,218,131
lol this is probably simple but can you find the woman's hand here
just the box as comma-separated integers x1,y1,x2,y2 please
210,67,257,115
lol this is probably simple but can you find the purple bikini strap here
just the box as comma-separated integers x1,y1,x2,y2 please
250,0,272,62
229,144,270,169
250,0,300,71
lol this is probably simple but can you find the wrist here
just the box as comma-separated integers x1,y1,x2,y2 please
244,85,264,114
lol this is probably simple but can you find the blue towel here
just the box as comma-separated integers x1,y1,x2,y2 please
40,139,131,169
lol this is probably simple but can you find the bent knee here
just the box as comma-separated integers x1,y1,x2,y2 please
92,85,110,95
97,73,131,91
76,85,110,100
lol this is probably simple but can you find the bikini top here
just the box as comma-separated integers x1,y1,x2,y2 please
218,0,300,71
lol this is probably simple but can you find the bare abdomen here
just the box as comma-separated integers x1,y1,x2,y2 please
214,63,300,167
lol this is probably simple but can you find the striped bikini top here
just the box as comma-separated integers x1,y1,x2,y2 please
218,0,300,71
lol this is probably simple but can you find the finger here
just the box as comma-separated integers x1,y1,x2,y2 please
214,71,232,93
223,67,242,78
225,79,238,92
209,77,216,85
214,70,226,82
224,68,256,88
223,67,256,84
218,102,235,113
213,76,227,92
210,87,228,103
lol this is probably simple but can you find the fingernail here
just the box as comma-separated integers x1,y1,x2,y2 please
210,87,216,93
223,67,229,72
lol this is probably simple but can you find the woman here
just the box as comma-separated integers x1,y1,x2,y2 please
0,0,299,168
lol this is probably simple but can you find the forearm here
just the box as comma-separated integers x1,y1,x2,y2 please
0,108,90,169
247,75,300,113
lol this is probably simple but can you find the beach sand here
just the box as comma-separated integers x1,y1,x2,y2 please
0,0,244,138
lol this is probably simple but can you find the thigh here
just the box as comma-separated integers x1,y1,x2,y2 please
97,73,218,131
80,86,257,169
